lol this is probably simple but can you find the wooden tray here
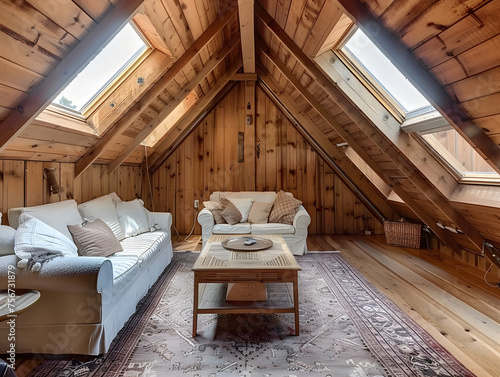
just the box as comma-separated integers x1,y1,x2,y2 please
221,237,273,251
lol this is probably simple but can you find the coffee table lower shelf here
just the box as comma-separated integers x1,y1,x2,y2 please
193,282,299,336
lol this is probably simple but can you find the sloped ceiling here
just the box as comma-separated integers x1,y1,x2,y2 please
0,0,499,266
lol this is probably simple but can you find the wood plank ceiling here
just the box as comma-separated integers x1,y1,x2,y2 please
0,0,500,267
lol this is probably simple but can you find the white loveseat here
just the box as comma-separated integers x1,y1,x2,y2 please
0,194,173,355
197,191,311,255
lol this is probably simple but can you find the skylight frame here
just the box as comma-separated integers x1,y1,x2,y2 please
51,22,151,119
335,27,435,124
417,129,500,185
331,26,500,186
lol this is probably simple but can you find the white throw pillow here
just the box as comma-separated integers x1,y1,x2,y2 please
15,214,78,271
0,225,16,256
78,195,125,240
13,200,83,241
226,198,254,223
115,199,151,237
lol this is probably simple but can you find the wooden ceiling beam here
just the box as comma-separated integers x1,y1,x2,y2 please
147,59,243,173
74,3,238,178
107,36,240,174
336,0,500,174
257,39,391,181
302,1,343,58
238,0,255,73
0,0,144,154
255,2,486,257
257,65,399,223
232,73,258,81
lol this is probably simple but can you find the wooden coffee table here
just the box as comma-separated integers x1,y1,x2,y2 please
192,234,301,337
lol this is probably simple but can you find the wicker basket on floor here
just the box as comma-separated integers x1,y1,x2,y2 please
383,219,421,249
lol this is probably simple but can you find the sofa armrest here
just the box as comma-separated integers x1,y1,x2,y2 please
0,255,113,294
293,205,311,233
197,208,214,228
151,212,172,231
197,208,215,249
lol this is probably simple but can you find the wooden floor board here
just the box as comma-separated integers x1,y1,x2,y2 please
312,235,500,377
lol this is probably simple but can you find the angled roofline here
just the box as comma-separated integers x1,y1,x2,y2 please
0,0,144,154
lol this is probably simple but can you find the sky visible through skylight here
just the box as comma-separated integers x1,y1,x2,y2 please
344,29,431,114
54,23,146,112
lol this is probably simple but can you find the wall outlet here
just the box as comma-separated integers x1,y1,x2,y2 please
194,200,199,209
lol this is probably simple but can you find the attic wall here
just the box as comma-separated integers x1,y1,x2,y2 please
0,160,142,224
149,82,385,235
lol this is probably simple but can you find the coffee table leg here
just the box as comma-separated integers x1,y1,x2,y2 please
293,272,299,335
193,274,199,337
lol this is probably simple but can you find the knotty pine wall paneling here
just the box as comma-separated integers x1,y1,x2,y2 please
150,83,384,235
0,160,142,224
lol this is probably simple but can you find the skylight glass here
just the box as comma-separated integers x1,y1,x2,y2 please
343,29,431,114
53,23,147,113
422,128,498,178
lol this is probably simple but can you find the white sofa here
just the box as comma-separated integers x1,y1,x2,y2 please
197,191,311,255
0,194,173,355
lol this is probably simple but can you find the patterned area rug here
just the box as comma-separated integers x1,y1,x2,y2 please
27,251,474,377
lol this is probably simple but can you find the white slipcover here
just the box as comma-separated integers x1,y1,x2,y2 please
0,198,173,355
198,191,311,255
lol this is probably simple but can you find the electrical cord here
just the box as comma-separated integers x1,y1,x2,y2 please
482,241,500,288
171,207,199,243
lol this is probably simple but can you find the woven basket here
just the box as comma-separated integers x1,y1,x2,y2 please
383,220,421,249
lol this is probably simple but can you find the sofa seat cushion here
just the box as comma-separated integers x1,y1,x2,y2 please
213,223,251,234
106,255,139,293
117,230,168,268
251,223,295,234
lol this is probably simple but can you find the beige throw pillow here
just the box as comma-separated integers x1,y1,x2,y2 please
248,201,273,224
268,190,302,225
220,198,242,225
203,200,226,224
68,219,123,257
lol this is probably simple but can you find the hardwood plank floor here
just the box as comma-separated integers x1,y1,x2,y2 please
12,235,500,377
311,235,500,377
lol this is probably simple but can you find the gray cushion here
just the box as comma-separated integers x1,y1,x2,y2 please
221,198,242,225
68,219,123,257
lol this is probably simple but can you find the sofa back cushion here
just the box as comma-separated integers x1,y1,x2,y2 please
78,195,125,240
210,191,277,203
8,199,83,241
115,199,151,237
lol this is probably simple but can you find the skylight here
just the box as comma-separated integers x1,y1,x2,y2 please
421,128,499,182
53,23,147,113
342,29,432,114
